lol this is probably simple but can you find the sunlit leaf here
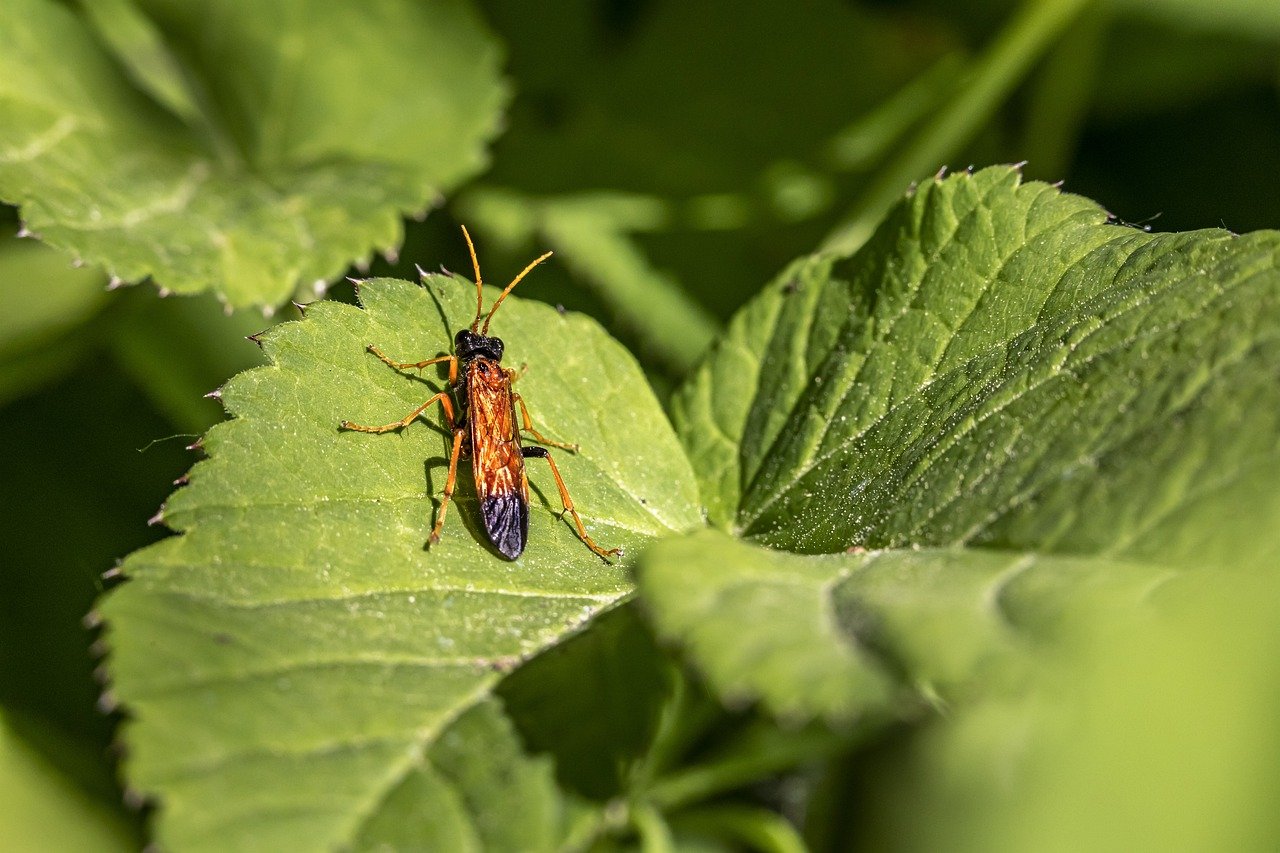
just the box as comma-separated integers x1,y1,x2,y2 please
675,166,1280,562
103,275,700,849
0,0,506,307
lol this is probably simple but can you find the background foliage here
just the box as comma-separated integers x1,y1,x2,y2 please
2,0,1279,850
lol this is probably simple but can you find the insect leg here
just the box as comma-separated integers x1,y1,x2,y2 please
430,427,467,544
522,446,622,561
340,392,456,433
368,347,458,384
513,393,579,451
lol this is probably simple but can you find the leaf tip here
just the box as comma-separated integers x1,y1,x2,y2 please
106,275,126,291
91,660,111,687
157,287,172,298
291,300,311,317
382,246,400,265
122,786,150,813
96,690,119,714
311,279,329,299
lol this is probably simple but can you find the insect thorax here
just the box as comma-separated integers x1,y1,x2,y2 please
455,328,504,362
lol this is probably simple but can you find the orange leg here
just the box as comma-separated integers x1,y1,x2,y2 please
513,392,578,451
368,346,457,384
430,428,467,544
523,446,622,561
340,391,455,433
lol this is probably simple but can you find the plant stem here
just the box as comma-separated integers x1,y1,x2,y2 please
821,0,1097,256
646,725,843,812
672,805,808,853
631,801,677,853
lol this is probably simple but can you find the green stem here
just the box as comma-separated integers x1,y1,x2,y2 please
1019,6,1110,179
821,0,1096,255
632,801,677,853
646,725,843,811
672,805,808,853
633,669,723,791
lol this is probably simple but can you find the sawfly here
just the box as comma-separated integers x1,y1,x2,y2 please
340,227,622,562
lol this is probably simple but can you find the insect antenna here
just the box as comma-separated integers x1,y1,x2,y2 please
480,249,553,334
461,225,485,331
461,225,553,334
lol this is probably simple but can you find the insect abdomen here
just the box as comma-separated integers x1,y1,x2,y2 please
481,492,529,559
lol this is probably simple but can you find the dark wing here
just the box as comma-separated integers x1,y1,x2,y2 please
468,364,528,559
478,491,528,560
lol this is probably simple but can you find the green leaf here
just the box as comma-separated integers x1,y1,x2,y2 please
79,0,203,125
0,0,506,308
846,568,1280,852
675,166,1280,560
660,166,1280,725
102,276,700,849
639,530,1168,725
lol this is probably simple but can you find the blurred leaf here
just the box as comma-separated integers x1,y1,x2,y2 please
79,0,203,124
0,0,506,308
0,710,135,852
846,568,1280,852
103,276,700,849
0,230,105,405
674,166,1280,560
639,530,1169,725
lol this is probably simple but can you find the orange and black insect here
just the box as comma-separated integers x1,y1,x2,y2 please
340,227,622,562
